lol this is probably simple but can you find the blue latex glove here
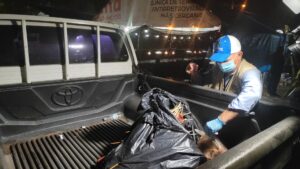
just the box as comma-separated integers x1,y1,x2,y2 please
205,118,225,134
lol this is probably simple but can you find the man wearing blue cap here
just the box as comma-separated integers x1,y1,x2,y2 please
205,35,263,134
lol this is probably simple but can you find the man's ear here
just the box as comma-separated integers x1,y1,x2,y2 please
238,51,243,57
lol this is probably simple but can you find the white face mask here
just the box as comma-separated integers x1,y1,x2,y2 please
218,60,236,73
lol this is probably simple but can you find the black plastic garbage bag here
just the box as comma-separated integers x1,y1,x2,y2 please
100,88,205,169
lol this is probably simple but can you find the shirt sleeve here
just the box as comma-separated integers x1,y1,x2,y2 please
228,69,263,113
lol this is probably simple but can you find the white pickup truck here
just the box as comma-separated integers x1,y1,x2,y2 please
0,14,299,169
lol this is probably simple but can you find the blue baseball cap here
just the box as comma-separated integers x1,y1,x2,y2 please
210,35,241,62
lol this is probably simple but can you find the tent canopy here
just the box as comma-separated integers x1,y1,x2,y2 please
94,0,221,33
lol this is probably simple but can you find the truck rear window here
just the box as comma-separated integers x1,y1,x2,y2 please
0,25,128,66
0,25,24,66
27,26,65,65
96,31,129,62
68,28,97,64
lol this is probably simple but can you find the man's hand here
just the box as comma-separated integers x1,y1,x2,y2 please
205,118,225,134
186,62,199,75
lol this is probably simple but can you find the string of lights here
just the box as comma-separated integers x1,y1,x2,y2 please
130,26,216,62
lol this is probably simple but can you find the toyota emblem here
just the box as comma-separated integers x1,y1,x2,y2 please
52,86,83,106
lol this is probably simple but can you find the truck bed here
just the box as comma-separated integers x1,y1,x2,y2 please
6,119,131,169
1,75,299,169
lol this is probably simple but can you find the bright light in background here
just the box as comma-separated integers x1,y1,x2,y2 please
241,3,246,9
69,44,84,49
75,35,84,42
186,50,192,54
180,36,184,40
192,26,200,31
164,51,168,55
135,33,138,36
155,51,162,55
144,29,149,33
240,0,247,10
167,25,174,30
173,36,177,40
155,35,160,38
124,27,130,32
145,34,150,38
187,36,191,40
164,35,169,39
147,51,151,55
172,51,175,55
283,0,300,14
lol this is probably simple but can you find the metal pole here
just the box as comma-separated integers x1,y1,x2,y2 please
63,22,70,80
21,19,31,83
97,26,101,77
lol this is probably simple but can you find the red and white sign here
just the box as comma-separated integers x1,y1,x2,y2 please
95,0,122,22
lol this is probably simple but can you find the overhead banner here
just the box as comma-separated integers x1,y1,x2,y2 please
94,0,221,31
94,0,123,24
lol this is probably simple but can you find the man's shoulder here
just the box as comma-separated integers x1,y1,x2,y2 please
242,59,258,70
241,68,261,82
239,59,260,77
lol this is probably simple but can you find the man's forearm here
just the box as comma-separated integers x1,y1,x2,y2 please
218,109,239,124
